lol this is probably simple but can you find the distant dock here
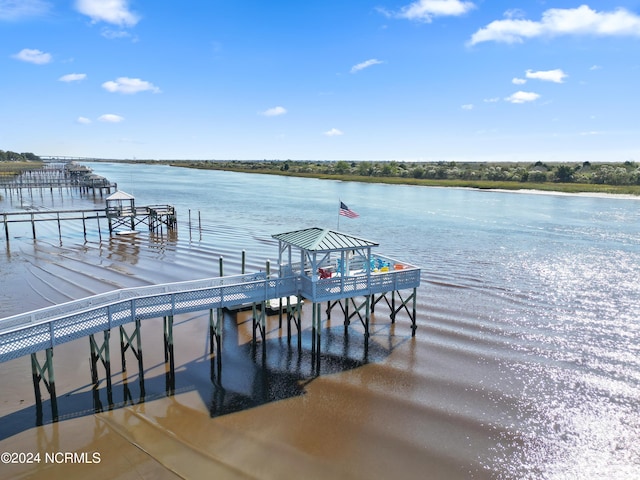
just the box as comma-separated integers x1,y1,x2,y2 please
0,161,117,198
1,203,177,243
1,164,177,242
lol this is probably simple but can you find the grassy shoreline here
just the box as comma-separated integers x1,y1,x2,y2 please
172,163,640,196
0,161,44,175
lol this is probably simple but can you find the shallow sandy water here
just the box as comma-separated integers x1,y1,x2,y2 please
2,164,639,479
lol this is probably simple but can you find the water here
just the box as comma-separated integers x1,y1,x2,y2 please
1,163,639,479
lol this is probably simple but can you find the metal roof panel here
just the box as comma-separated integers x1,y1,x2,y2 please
273,227,379,252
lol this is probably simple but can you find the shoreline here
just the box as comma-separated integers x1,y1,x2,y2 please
167,163,640,198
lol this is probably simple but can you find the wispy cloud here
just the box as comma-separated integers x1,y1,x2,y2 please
102,77,160,94
469,5,640,45
512,77,526,85
0,0,51,20
11,48,51,64
324,128,344,136
382,0,475,23
505,91,540,104
101,28,135,40
98,114,124,123
351,58,383,73
75,0,139,27
59,73,87,82
76,116,92,124
526,69,567,83
260,106,287,117
461,104,474,110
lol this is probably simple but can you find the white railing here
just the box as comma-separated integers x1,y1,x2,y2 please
0,272,298,363
0,254,420,363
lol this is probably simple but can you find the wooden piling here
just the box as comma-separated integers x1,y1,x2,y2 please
31,348,58,424
163,315,175,394
89,330,113,412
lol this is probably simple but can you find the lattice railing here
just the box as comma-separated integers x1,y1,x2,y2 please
0,272,299,363
0,255,419,363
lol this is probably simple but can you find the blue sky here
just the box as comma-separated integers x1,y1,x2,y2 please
1,1,640,163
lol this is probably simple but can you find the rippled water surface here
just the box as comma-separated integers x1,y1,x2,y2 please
1,163,639,479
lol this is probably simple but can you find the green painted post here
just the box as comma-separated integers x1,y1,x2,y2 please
412,287,417,336
391,290,396,323
46,348,58,422
164,315,175,394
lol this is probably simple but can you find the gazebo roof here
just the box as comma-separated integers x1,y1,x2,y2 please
106,190,135,201
272,227,378,252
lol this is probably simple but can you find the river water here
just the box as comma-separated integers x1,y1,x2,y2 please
1,162,639,479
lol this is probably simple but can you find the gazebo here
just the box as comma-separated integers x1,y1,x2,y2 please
273,227,379,301
105,190,136,232
272,227,419,366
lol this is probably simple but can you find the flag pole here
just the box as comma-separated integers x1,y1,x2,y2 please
337,198,340,230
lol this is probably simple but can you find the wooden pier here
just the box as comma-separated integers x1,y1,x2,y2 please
0,162,117,198
1,204,177,243
0,228,421,423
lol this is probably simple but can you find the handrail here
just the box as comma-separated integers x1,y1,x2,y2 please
0,259,420,363
0,271,268,333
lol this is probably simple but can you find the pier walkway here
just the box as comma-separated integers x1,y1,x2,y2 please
0,227,420,422
0,254,419,363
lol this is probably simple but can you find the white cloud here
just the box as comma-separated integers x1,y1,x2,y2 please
98,114,124,123
101,28,134,40
512,77,526,85
483,97,500,103
590,65,602,70
503,9,526,20
388,0,475,22
469,5,640,45
461,104,474,110
0,0,51,20
351,58,383,73
260,106,287,117
59,73,87,82
324,128,344,136
526,69,567,83
102,77,160,94
76,116,92,124
505,91,540,104
75,0,139,27
12,48,51,64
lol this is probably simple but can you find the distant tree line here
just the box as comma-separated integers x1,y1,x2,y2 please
185,159,640,186
0,150,41,162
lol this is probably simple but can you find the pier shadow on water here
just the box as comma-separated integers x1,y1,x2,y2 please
0,310,402,442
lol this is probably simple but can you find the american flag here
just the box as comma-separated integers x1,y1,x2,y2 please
339,201,359,218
